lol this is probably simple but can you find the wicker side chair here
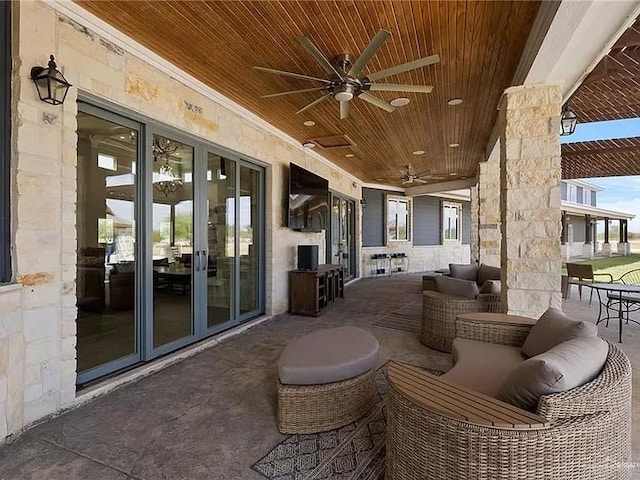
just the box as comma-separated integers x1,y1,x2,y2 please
387,322,633,480
420,290,502,352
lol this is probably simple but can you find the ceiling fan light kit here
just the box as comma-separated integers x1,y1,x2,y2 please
390,97,411,107
412,150,426,155
255,29,439,120
448,98,463,106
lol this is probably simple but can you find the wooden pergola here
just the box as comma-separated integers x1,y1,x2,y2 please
562,16,640,180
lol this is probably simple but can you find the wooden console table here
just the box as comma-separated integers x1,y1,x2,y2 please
289,264,345,316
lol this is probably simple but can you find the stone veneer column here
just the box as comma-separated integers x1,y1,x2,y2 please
469,184,479,264
499,84,562,318
477,149,501,266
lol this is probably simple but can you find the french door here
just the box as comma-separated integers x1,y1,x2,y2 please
76,104,264,383
328,193,357,279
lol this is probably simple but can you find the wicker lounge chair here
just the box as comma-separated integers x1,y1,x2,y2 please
386,321,633,480
420,290,501,352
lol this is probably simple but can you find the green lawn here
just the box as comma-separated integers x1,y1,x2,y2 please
565,254,640,280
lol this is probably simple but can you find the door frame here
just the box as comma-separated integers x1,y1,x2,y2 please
76,96,266,381
75,102,145,384
327,191,358,279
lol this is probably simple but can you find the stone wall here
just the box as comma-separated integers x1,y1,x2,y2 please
1,0,360,440
361,244,470,277
477,149,501,267
499,84,562,318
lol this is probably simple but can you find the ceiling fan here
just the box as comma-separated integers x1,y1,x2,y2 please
254,29,439,120
376,165,445,185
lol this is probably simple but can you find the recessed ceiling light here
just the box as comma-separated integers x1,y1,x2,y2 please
449,142,460,148
449,172,458,176
302,142,316,148
390,97,410,107
345,153,354,158
375,178,383,181
448,98,463,106
412,150,426,156
119,135,125,140
303,120,316,127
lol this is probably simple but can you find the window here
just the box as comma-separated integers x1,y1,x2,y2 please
442,202,462,242
97,153,117,171
387,197,409,241
582,189,591,205
567,184,577,203
0,1,11,283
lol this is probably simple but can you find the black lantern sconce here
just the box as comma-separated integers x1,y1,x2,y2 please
30,55,72,105
560,103,578,136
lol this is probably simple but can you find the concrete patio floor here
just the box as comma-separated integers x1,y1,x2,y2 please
1,274,639,479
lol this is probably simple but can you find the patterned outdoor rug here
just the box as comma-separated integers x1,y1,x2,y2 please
252,364,441,480
370,301,421,334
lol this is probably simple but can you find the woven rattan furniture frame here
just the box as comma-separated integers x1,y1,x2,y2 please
421,290,502,352
277,368,376,434
455,312,536,347
387,323,633,480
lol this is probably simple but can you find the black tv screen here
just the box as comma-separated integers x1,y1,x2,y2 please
289,163,329,231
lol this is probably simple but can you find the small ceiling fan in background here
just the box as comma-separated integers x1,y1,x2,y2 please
376,165,445,185
254,29,439,120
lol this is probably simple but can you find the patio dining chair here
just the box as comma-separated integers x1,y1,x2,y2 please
607,268,640,324
565,263,613,306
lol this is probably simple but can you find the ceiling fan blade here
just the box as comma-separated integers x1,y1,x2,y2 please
296,93,332,115
261,87,327,98
413,178,428,184
369,83,434,93
367,54,440,81
348,29,391,77
358,92,396,112
297,37,343,79
253,66,330,84
340,100,350,120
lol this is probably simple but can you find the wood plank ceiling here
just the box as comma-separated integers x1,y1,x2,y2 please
564,16,640,180
77,1,541,186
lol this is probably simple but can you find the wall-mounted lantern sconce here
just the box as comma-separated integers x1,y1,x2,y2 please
30,55,72,105
560,103,578,136
360,198,367,208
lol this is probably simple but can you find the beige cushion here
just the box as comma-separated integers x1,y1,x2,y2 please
449,263,478,281
278,326,379,385
497,336,609,411
479,279,501,294
435,275,479,299
443,338,526,397
521,307,597,358
477,263,501,286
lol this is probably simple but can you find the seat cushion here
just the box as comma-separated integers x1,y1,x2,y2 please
435,275,479,299
477,263,501,287
449,263,478,281
443,338,526,397
278,326,379,385
521,307,597,358
496,336,609,411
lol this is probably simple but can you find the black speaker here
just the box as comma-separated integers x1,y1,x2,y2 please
297,245,318,270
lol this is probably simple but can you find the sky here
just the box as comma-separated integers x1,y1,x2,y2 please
561,119,640,232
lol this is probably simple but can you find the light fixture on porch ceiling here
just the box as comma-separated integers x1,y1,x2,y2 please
30,55,72,105
560,103,578,136
152,137,183,197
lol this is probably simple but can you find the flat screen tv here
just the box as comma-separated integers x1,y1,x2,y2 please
288,163,329,231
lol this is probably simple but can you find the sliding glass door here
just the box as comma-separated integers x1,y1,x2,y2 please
76,102,265,383
76,107,142,383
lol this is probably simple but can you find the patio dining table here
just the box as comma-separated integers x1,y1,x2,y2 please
588,283,640,343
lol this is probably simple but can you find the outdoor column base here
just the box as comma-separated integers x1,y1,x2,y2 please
617,242,631,255
602,243,612,257
582,243,594,259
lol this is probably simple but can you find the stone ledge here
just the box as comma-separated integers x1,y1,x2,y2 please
0,284,22,294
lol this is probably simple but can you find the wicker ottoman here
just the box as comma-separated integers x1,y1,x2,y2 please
277,326,379,434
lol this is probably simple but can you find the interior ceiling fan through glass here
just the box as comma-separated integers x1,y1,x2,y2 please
254,29,440,120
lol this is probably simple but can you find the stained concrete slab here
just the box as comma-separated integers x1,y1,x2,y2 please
1,275,639,479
